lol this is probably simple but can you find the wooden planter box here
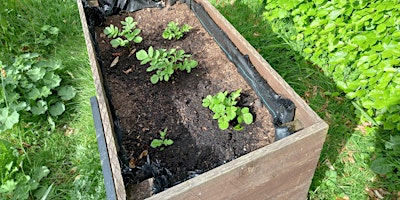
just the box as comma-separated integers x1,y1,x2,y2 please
78,0,328,199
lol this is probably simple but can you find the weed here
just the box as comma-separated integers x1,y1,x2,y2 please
370,135,400,192
136,46,198,84
0,53,76,131
202,89,253,130
162,21,192,40
150,128,174,150
104,16,142,48
0,139,51,199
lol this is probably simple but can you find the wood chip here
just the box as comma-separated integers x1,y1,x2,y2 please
129,158,137,168
110,56,119,68
128,48,137,57
123,67,134,74
138,150,148,160
112,52,123,56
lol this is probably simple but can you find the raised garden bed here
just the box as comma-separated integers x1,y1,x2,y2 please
78,0,328,199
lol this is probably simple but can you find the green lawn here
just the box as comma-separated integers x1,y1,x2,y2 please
0,0,397,199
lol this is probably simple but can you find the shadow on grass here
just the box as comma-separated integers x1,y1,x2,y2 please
210,0,362,197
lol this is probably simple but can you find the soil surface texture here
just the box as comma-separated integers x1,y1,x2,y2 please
94,2,275,197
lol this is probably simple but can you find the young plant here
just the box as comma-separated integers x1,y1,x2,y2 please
136,46,198,84
202,89,253,130
103,16,142,48
150,128,174,150
162,21,192,40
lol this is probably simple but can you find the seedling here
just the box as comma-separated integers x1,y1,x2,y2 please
162,21,192,40
150,128,174,150
103,16,142,48
136,46,198,84
202,89,254,130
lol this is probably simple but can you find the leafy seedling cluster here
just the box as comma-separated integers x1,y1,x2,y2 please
0,140,51,199
162,21,192,40
0,53,76,131
202,89,253,130
150,128,174,150
103,16,142,48
136,46,198,84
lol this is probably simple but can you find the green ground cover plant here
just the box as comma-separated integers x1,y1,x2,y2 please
262,1,400,197
263,0,400,133
0,53,76,131
103,16,142,48
0,139,51,200
136,46,198,84
202,89,253,130
162,21,193,40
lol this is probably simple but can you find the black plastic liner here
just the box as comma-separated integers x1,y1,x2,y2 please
188,1,295,139
86,0,297,196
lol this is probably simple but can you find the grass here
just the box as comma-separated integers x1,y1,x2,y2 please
210,0,398,199
0,0,105,199
0,0,397,199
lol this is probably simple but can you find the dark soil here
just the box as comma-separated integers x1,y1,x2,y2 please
94,2,275,197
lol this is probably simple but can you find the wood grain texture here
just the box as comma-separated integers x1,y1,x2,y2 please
76,1,126,199
147,122,328,200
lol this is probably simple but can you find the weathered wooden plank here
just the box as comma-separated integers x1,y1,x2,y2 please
147,122,327,200
195,0,321,127
76,1,127,199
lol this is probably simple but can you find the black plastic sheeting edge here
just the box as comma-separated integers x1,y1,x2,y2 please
90,96,117,200
189,1,295,140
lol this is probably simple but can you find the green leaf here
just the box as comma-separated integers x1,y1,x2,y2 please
49,102,65,116
57,85,76,101
370,157,393,174
0,109,19,131
133,36,142,43
26,67,46,82
226,106,237,120
136,49,148,60
31,100,47,115
0,180,18,193
351,35,368,49
48,116,55,131
150,139,163,148
233,124,244,131
43,72,62,89
150,75,159,84
218,120,229,130
148,46,154,58
376,24,386,33
104,25,119,38
39,86,52,98
242,113,253,124
28,88,41,100
202,96,212,107
110,39,121,48
32,166,50,182
164,139,174,146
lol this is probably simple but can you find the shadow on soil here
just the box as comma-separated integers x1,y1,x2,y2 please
210,0,371,197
